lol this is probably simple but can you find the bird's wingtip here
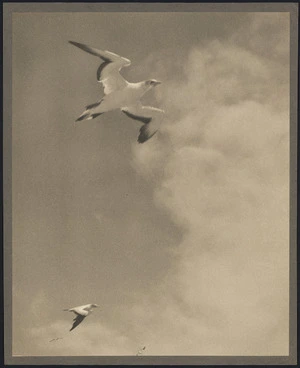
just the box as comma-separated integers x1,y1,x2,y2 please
69,40,80,47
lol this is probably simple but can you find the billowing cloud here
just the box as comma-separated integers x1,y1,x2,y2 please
130,15,289,356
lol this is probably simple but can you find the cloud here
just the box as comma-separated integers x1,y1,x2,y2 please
130,15,289,355
231,12,290,65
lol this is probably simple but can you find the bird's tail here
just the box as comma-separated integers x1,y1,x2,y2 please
75,99,104,122
75,112,90,122
75,111,103,122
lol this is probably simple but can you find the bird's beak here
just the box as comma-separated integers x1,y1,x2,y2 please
154,81,162,86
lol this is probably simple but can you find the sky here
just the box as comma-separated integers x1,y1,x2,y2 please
12,11,290,356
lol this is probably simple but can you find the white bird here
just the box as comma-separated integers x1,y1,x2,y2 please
63,304,99,331
69,41,164,143
136,346,146,356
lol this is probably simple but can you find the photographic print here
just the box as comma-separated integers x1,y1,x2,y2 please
3,2,297,365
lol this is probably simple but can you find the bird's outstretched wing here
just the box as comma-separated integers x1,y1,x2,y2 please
122,105,165,143
70,314,86,331
69,41,131,95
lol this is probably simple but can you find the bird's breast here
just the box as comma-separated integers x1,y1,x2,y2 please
102,85,145,109
123,84,145,99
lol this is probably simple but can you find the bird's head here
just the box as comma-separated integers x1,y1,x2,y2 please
145,79,162,88
91,304,99,308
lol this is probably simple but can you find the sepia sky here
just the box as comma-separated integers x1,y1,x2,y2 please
12,11,289,356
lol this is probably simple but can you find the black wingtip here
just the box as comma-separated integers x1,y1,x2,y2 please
137,132,157,144
137,126,157,143
75,113,89,122
85,100,102,110
137,133,146,144
69,41,86,50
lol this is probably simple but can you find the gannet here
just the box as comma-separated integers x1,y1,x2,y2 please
135,346,146,356
69,41,164,143
63,304,99,331
136,346,146,356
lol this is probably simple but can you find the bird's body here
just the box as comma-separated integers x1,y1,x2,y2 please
136,346,146,356
69,41,164,143
64,303,99,331
86,82,151,115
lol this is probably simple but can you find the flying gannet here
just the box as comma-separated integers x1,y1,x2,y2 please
69,41,164,143
63,304,99,331
136,346,146,356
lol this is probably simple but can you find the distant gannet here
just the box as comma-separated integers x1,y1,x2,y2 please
136,346,146,356
69,41,164,143
63,304,99,331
